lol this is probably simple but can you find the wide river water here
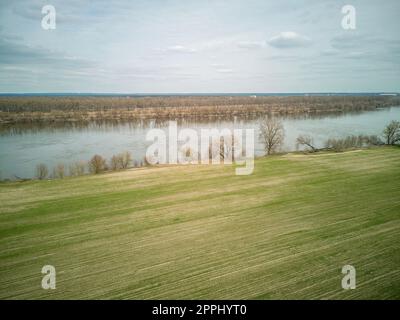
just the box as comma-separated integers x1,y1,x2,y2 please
1,106,400,179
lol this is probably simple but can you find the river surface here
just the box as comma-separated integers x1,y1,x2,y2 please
1,106,399,179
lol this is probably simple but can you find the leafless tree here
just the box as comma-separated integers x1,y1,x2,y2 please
35,163,48,180
77,161,86,175
218,134,243,162
363,135,382,146
296,134,317,152
69,161,86,176
69,164,77,176
110,152,132,170
53,163,65,179
259,117,285,155
2,96,400,125
179,146,197,164
120,151,132,169
325,135,367,152
110,155,122,171
383,120,400,145
89,155,107,174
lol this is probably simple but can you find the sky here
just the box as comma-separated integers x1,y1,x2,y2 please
0,0,399,93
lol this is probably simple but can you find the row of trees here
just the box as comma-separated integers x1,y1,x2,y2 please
2,96,399,124
259,118,400,154
35,152,136,180
2,96,398,112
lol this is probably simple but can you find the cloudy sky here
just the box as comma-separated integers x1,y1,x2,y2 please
0,0,399,93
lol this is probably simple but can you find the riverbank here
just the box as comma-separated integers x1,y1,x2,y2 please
1,147,399,299
1,95,399,124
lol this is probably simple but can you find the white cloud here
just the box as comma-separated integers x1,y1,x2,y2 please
166,45,197,53
210,63,233,73
267,32,312,48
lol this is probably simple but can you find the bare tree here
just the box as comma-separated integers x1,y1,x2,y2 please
219,134,242,163
208,139,220,161
383,120,400,145
363,135,382,146
110,152,132,170
35,163,48,180
179,146,197,164
120,151,132,169
53,163,65,179
69,164,77,176
259,117,285,155
110,155,121,171
324,135,373,152
69,161,86,176
77,161,86,176
89,155,107,174
296,134,317,152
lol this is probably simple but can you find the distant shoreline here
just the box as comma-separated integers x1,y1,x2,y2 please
1,95,400,125
0,92,398,98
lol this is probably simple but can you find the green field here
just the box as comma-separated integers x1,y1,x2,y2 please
1,147,399,299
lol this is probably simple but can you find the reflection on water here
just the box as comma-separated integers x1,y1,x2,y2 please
0,107,399,179
0,109,382,136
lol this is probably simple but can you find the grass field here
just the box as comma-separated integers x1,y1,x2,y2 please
0,147,399,299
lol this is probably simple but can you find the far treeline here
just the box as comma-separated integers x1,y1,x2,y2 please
0,95,399,124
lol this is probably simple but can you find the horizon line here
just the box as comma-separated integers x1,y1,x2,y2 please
0,92,399,96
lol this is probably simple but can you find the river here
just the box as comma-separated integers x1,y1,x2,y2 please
0,106,399,179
